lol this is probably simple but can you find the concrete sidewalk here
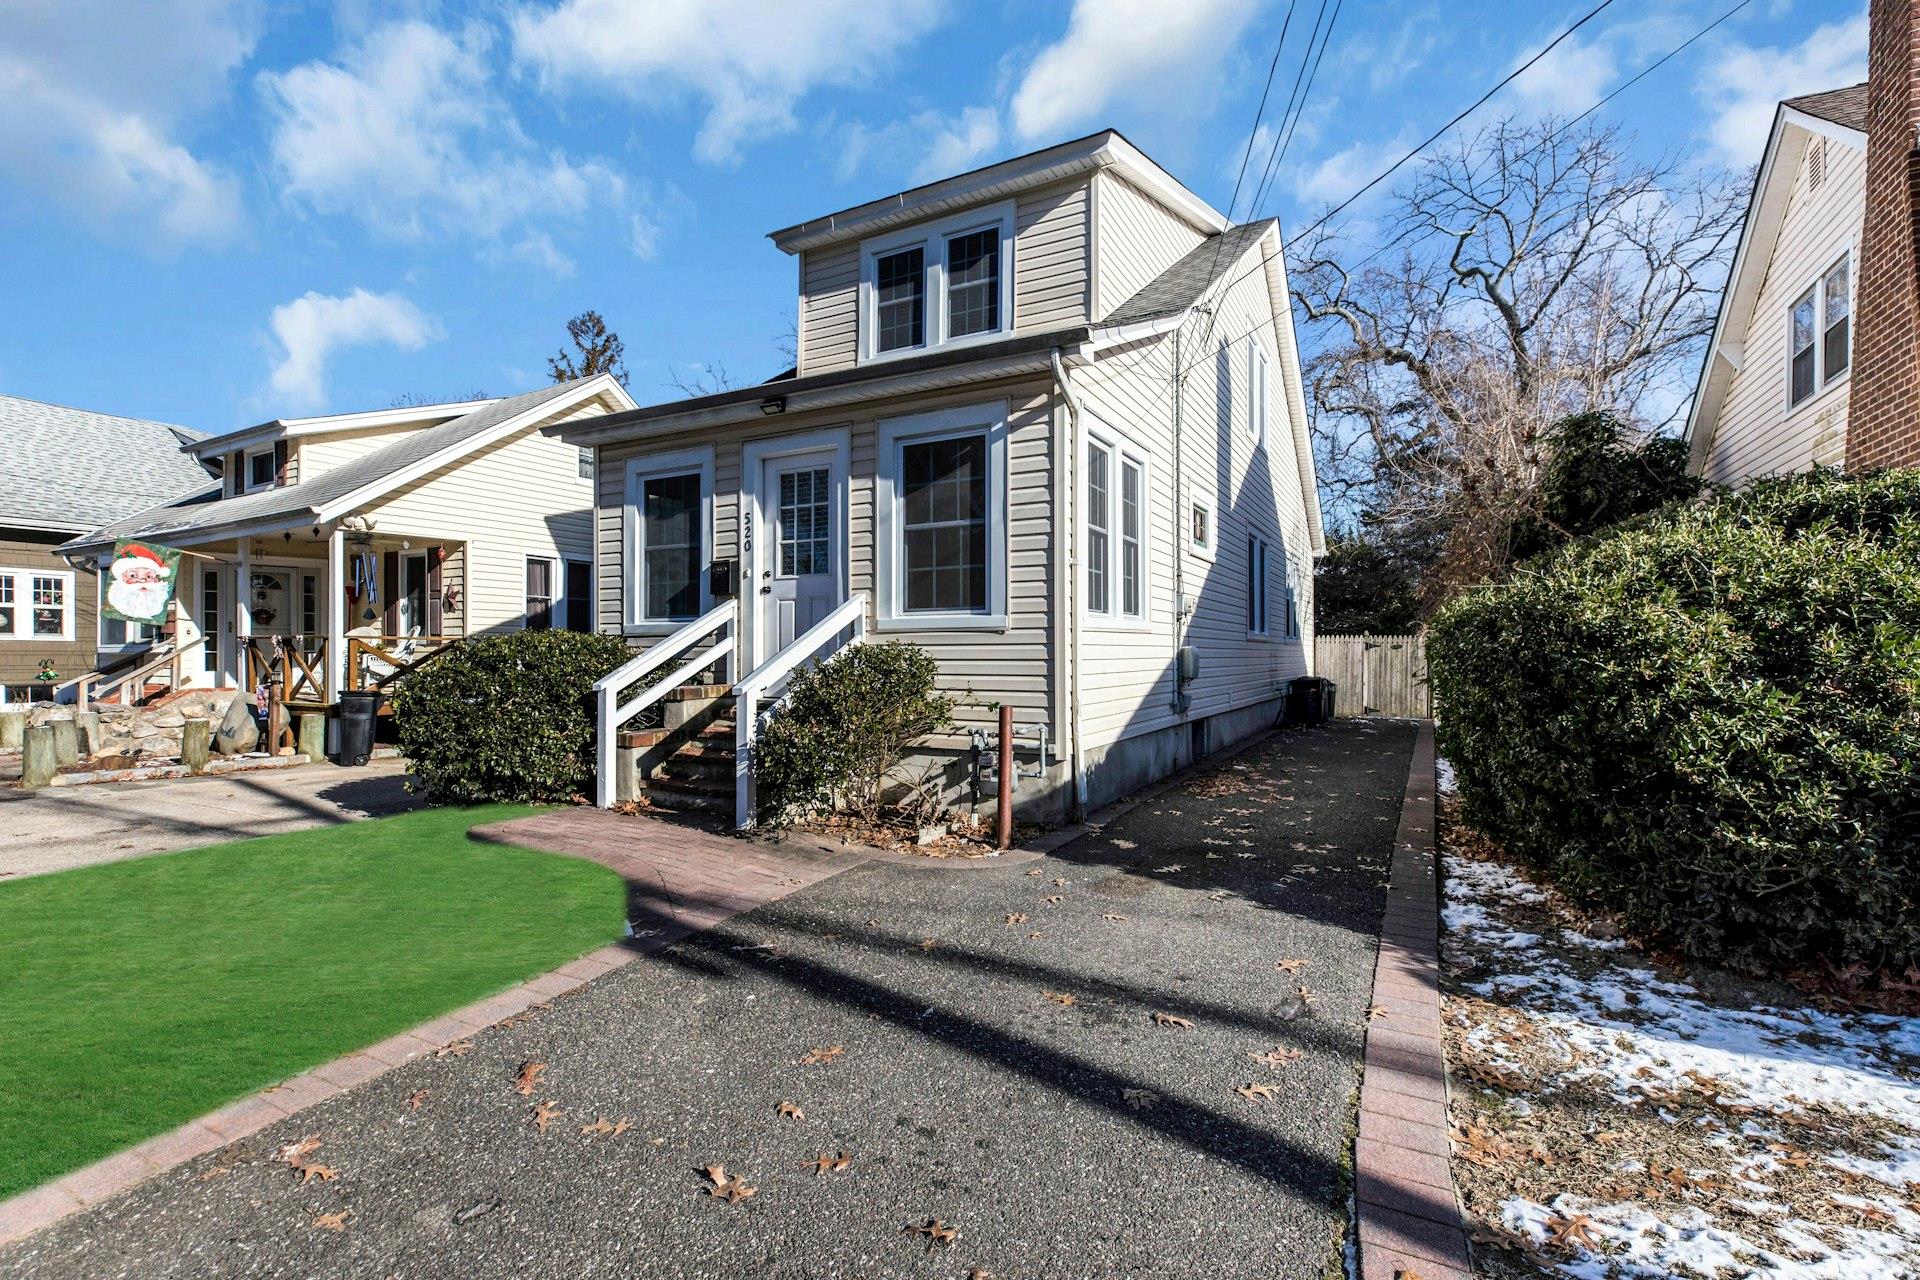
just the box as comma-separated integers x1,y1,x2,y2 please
2,721,1417,1279
0,758,418,880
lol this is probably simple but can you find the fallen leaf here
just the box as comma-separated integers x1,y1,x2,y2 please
312,1211,350,1233
1025,869,1043,877
1122,1088,1160,1111
277,1137,322,1167
906,1218,959,1249
1275,958,1308,974
806,1150,852,1175
531,1100,564,1133
1044,991,1077,1006
1052,877,1069,887
436,1040,473,1059
1545,1213,1600,1250
1249,1046,1303,1068
777,1101,805,1121
1103,913,1128,924
1151,1011,1193,1029
1235,1082,1279,1104
703,1165,757,1204
1005,913,1029,926
1296,985,1318,1008
407,1090,430,1112
800,1045,846,1066
915,938,939,952
1365,1005,1390,1020
513,1061,546,1097
1044,895,1064,905
580,1116,633,1140
300,1163,337,1185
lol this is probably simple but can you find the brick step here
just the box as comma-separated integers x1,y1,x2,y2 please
652,751,736,786
661,684,732,704
616,718,739,751
639,775,732,813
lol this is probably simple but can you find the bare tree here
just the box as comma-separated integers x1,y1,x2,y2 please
549,310,629,387
390,389,487,408
1293,118,1744,597
669,361,746,397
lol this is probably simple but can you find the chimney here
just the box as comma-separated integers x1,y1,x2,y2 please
1847,0,1920,471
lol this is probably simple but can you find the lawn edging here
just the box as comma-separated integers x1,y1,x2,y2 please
1354,720,1471,1280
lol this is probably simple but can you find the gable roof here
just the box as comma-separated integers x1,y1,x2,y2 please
0,394,214,533
1685,90,1868,468
1101,220,1279,327
60,377,629,555
769,130,1228,254
1785,82,1868,133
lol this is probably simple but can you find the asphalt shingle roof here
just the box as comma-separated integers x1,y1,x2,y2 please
1785,83,1868,133
61,381,591,553
1100,219,1278,326
0,395,213,532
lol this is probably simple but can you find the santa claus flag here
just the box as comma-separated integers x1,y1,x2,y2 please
103,541,182,625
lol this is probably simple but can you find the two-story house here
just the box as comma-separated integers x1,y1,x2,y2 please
554,130,1324,824
59,376,633,706
0,395,215,702
1687,0,1920,479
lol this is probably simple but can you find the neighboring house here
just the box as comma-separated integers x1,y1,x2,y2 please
1688,0,1920,480
59,376,634,705
1684,84,1866,482
0,395,214,702
554,130,1323,823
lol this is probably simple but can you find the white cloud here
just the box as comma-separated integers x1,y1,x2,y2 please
1008,0,1261,143
629,181,693,260
511,231,576,277
511,0,946,163
920,106,1002,181
839,105,1004,184
1294,134,1413,211
0,0,255,244
1510,33,1619,116
267,289,442,410
1698,14,1868,167
261,20,624,247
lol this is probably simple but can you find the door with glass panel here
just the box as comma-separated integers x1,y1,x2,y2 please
758,451,843,662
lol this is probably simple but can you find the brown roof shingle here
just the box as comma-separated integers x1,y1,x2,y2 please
1784,83,1868,133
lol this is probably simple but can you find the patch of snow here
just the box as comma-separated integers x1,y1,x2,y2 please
1435,755,1457,794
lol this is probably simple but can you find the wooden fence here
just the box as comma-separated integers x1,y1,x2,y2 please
1313,634,1431,718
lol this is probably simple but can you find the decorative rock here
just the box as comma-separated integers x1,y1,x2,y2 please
213,693,259,756
0,709,23,750
50,717,79,766
297,712,326,761
182,719,211,773
21,724,57,788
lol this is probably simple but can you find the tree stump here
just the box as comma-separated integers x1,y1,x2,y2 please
182,718,211,774
50,718,78,766
21,724,57,788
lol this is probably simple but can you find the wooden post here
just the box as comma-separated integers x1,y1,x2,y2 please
21,724,57,788
182,718,211,773
296,711,325,761
50,717,78,766
266,655,291,755
326,528,347,704
234,545,252,693
997,703,1014,851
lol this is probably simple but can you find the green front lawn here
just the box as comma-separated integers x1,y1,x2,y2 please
0,806,626,1200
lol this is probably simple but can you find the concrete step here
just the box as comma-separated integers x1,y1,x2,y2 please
639,775,732,813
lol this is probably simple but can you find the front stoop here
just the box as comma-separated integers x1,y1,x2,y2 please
0,808,867,1249
1355,721,1471,1280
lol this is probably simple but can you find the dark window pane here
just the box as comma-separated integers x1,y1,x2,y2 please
1825,317,1850,380
1792,347,1815,406
1121,460,1141,617
946,228,1000,337
525,559,553,630
642,472,702,619
1087,444,1109,614
900,435,988,613
877,247,925,352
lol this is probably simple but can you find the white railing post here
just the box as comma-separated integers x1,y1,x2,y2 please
735,688,757,830
731,591,869,831
592,599,738,810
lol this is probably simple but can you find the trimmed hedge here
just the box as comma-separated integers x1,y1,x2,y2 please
390,629,634,805
1430,469,1920,975
751,641,954,825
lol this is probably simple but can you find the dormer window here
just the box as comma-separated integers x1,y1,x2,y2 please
859,202,1014,363
244,446,277,493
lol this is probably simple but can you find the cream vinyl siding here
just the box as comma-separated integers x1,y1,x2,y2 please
1706,137,1864,484
1092,171,1209,317
294,426,417,483
357,397,607,636
594,379,1059,738
1071,241,1312,753
794,179,1092,376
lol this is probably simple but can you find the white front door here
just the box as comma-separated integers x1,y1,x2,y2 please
396,552,429,636
757,451,843,664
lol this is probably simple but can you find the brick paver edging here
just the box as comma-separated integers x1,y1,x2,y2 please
1354,721,1470,1280
0,811,866,1248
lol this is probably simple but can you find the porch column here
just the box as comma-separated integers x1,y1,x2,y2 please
326,527,347,702
234,542,252,692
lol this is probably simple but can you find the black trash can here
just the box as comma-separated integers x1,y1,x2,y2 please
334,690,383,766
1287,676,1337,726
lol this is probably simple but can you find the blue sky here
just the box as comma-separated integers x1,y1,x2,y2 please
0,0,1869,437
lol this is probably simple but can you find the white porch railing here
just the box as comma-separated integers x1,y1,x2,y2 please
593,601,738,809
733,592,869,829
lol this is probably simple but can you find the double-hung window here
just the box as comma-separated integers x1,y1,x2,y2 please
1247,535,1270,637
624,448,713,630
1790,256,1851,407
860,203,1014,362
877,403,1008,629
1084,426,1147,624
524,558,555,631
0,569,72,641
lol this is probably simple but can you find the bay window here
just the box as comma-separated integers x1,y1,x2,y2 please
860,203,1014,362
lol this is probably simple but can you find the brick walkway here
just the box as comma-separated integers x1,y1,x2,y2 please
0,808,865,1248
1354,722,1470,1280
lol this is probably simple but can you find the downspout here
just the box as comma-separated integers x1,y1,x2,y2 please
1049,347,1088,817
1170,325,1189,714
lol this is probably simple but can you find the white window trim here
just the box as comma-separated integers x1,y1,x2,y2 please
622,445,715,634
243,445,277,493
1186,483,1217,562
0,568,75,643
1247,534,1271,640
523,555,557,631
874,401,1009,632
1786,250,1853,412
577,446,595,483
1248,343,1271,445
1081,418,1151,631
857,201,1016,365
741,427,852,671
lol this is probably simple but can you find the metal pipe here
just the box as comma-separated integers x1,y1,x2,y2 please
1049,347,1089,817
997,703,1014,849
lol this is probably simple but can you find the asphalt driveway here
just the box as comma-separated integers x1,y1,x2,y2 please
1,719,1415,1279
